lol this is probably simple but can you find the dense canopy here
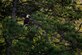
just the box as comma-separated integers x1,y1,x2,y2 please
0,0,82,55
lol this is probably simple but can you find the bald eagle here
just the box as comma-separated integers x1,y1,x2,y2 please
24,14,31,25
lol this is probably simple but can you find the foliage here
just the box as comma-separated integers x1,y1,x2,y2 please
0,0,82,55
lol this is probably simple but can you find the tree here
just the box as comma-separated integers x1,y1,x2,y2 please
0,0,82,55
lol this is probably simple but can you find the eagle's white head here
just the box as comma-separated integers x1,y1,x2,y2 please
26,14,30,18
